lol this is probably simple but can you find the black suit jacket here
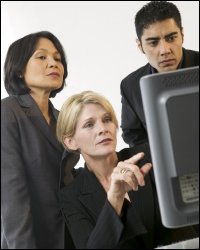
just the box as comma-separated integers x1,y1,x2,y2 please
1,94,79,249
60,144,197,249
121,48,199,146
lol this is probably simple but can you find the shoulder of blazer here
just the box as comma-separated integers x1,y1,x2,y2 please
1,94,58,120
117,144,151,166
60,166,100,204
1,94,36,113
1,95,20,107
61,168,85,196
1,95,41,123
182,48,199,67
121,63,151,90
1,95,25,119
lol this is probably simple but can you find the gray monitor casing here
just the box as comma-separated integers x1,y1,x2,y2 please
140,66,199,228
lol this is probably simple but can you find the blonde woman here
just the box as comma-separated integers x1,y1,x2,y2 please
57,91,197,249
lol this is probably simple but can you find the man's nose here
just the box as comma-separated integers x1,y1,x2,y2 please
159,40,171,56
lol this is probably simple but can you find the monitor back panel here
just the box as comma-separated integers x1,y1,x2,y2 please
140,66,199,228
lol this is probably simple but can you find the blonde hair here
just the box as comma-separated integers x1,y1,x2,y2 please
56,91,118,150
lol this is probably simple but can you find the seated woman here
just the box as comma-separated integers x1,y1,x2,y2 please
56,91,197,249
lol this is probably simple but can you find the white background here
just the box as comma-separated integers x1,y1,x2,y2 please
1,1,199,154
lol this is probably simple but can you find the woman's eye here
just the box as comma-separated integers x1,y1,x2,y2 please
55,57,62,62
84,123,94,128
38,56,46,60
104,116,112,123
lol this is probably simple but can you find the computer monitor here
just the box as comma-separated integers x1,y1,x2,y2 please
140,66,199,228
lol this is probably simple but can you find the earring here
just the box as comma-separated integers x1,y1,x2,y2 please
18,72,23,78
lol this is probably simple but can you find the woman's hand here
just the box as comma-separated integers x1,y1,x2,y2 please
107,152,152,215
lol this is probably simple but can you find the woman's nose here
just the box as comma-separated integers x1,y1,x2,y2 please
47,57,58,68
97,122,108,135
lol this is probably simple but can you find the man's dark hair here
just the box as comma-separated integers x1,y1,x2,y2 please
135,1,182,40
4,31,67,98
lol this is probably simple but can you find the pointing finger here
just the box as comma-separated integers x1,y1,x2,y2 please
124,152,145,165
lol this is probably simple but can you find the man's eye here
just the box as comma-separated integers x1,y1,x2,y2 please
166,36,176,42
148,41,158,47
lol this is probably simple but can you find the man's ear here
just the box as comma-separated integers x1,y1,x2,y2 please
136,38,145,54
63,136,79,151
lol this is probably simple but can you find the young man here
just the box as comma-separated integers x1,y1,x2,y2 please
121,1,199,147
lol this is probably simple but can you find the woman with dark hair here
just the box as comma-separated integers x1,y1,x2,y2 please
1,31,78,249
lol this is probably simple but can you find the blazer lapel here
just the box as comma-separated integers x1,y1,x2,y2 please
59,151,80,187
17,94,63,153
78,168,107,221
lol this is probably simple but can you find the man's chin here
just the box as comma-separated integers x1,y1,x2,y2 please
158,65,177,73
